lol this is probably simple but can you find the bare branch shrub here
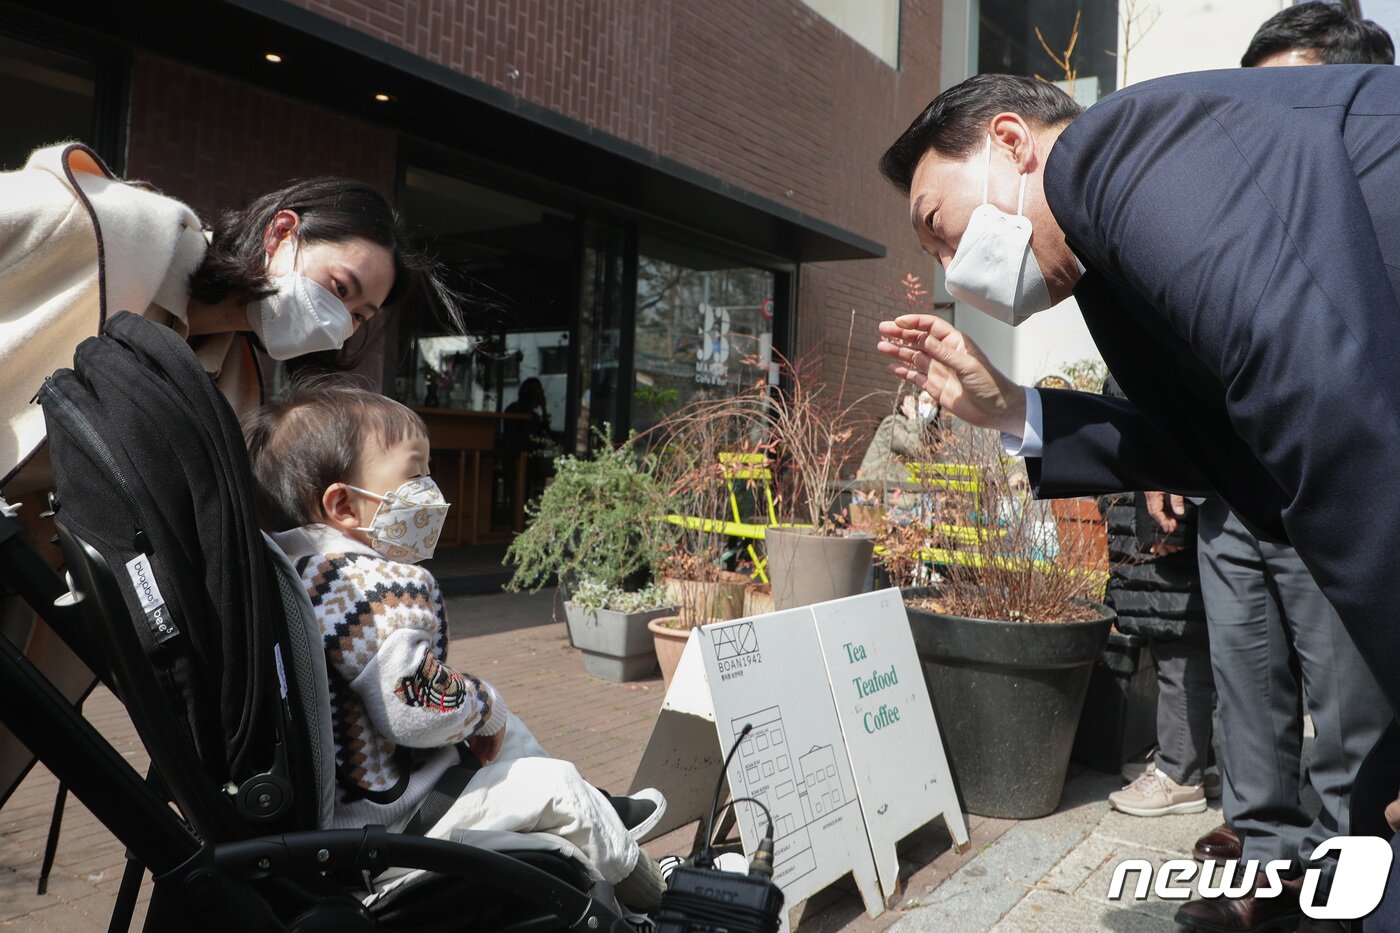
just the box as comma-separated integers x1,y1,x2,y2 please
640,315,876,623
869,411,1107,623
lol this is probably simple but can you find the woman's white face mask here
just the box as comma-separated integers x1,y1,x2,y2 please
943,136,1053,327
246,234,355,360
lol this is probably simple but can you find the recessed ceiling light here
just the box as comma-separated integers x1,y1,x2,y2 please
373,93,392,102
264,53,283,63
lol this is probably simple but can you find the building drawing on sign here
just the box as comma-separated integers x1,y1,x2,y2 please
798,744,851,823
730,705,856,885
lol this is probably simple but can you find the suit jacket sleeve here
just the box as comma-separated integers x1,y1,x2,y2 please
1026,389,1212,498
1047,69,1400,709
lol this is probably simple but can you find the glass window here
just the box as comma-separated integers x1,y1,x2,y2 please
575,221,632,452
978,0,1118,105
631,235,777,435
392,166,577,414
0,35,97,171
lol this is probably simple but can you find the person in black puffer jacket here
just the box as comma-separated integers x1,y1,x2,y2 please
1098,376,1217,818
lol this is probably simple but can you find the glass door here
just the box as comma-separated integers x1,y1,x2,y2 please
573,217,636,452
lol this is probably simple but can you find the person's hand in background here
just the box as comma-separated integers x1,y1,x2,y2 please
1144,491,1187,555
469,723,507,764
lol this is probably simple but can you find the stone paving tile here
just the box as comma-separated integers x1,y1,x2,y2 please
994,889,1175,933
1036,829,1187,924
1094,803,1226,856
889,771,1123,933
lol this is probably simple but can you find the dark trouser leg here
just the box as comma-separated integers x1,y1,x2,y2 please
1356,723,1400,931
1151,627,1215,787
1197,499,1308,867
1262,533,1393,891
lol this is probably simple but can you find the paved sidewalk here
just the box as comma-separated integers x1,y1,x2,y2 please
892,770,1225,932
0,588,1219,931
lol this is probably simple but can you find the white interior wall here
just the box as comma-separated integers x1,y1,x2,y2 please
1118,0,1287,88
933,0,1297,386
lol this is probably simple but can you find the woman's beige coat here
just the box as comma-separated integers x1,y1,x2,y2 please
0,143,261,488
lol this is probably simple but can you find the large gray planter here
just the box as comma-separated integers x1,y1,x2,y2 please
563,603,673,682
766,527,874,610
904,589,1114,819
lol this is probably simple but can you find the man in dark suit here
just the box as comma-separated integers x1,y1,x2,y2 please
875,59,1400,931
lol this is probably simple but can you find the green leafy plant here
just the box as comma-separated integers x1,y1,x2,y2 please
1062,357,1109,393
567,578,671,613
503,427,674,601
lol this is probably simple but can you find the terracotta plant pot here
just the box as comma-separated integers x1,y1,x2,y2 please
647,616,693,691
744,583,773,617
1051,497,1109,571
765,527,874,611
662,572,749,622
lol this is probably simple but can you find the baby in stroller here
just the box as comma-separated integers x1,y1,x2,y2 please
243,383,667,911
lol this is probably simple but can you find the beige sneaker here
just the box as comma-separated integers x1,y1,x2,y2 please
1122,754,1221,800
1109,763,1207,816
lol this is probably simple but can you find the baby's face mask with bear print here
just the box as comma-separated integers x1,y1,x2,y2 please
348,477,451,563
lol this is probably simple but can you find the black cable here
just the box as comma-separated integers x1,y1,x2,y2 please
698,723,752,868
717,796,774,844
717,796,776,880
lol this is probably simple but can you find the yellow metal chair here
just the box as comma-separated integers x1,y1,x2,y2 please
662,452,810,583
904,461,983,513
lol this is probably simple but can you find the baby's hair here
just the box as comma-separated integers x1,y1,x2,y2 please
243,381,427,531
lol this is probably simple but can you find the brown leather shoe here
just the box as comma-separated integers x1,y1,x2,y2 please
1194,823,1243,862
1174,874,1301,932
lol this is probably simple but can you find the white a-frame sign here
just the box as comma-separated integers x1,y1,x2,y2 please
631,591,969,922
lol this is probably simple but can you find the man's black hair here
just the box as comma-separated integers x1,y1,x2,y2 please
878,73,1083,195
1241,1,1395,66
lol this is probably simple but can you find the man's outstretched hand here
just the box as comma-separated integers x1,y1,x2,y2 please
877,315,1027,436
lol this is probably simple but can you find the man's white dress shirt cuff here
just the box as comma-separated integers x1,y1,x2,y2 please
1000,387,1044,458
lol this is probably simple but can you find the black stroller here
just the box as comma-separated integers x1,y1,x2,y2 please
0,312,633,932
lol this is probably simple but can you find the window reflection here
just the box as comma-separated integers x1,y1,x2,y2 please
1,35,97,171
632,236,776,435
978,0,1117,105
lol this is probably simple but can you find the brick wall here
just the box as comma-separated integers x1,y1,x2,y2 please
280,0,944,422
125,3,943,440
125,52,398,219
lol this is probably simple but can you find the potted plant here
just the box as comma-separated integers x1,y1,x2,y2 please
760,324,879,610
647,546,751,690
648,314,879,613
871,420,1114,820
641,401,757,688
503,429,675,682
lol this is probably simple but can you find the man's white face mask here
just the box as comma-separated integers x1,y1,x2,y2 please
943,135,1053,327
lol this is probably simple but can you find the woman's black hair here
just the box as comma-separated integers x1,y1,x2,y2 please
189,175,472,371
188,175,440,312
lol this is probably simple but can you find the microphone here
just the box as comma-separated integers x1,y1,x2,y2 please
748,830,775,880
653,723,784,933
